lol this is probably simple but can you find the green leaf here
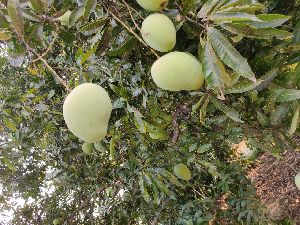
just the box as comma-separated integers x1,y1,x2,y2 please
96,24,112,56
210,96,244,123
22,9,40,22
223,23,293,40
69,6,84,28
81,45,98,65
2,157,17,172
84,0,97,20
198,0,220,17
150,174,169,195
225,79,261,94
216,3,265,13
7,0,24,36
139,175,151,203
182,0,195,15
273,89,300,102
257,111,269,127
209,12,261,24
270,103,290,126
289,106,299,135
207,27,256,81
247,14,290,29
0,29,11,41
107,37,137,57
30,0,46,13
294,20,300,44
80,17,108,34
217,0,249,10
2,116,17,132
254,68,279,91
202,41,229,90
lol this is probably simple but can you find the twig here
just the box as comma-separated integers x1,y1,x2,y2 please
101,1,159,58
122,0,141,31
30,37,57,63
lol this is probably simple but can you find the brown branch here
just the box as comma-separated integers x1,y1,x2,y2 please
151,200,168,225
30,37,57,63
121,0,142,31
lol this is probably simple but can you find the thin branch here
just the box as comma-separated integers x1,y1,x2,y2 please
30,37,57,63
121,0,142,31
151,200,168,225
101,1,159,58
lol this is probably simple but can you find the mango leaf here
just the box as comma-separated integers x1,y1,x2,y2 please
246,14,290,29
150,174,169,195
84,0,97,20
270,103,290,126
225,79,262,94
217,0,250,10
257,111,269,127
0,29,11,41
96,24,112,56
2,157,17,172
81,45,98,65
139,175,151,203
202,41,228,90
7,0,24,36
222,23,293,39
289,106,300,135
80,17,108,34
30,0,46,13
198,0,220,18
294,20,300,43
216,3,265,13
107,37,137,57
182,0,195,15
273,89,300,102
210,96,244,123
209,12,261,24
207,27,256,81
254,68,279,91
155,168,185,189
69,6,84,28
2,116,17,131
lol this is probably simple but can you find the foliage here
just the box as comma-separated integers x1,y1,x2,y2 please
0,0,300,224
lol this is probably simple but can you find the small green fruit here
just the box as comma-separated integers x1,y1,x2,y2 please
136,0,168,11
53,219,60,225
63,83,112,143
295,173,300,190
174,163,192,181
151,52,204,91
82,143,93,155
141,14,176,52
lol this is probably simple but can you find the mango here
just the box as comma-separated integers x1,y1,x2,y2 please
141,14,176,52
136,0,168,11
82,142,93,155
63,83,112,143
174,163,192,181
295,173,300,190
151,52,204,91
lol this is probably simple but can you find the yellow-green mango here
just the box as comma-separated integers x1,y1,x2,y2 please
295,173,300,190
174,163,192,181
141,14,176,52
151,52,204,91
63,83,112,143
136,0,168,11
82,142,93,155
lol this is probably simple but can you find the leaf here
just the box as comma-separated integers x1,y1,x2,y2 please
273,89,300,102
198,0,220,18
2,116,17,131
294,20,300,44
217,0,249,10
207,27,256,81
202,41,229,90
247,14,290,29
257,111,269,127
84,0,97,20
254,68,279,91
107,37,137,57
225,79,262,94
270,103,290,126
2,157,17,172
210,96,244,123
30,0,46,13
96,24,112,55
22,9,41,22
216,3,265,13
0,29,11,41
289,106,300,135
81,45,98,65
209,12,261,24
139,175,151,203
69,6,84,28
80,17,107,34
223,23,293,40
7,0,24,36
182,0,195,15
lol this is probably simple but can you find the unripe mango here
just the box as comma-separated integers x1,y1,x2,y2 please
295,173,300,190
151,52,204,91
136,0,168,11
141,14,176,52
63,83,112,143
82,142,93,155
174,163,192,181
